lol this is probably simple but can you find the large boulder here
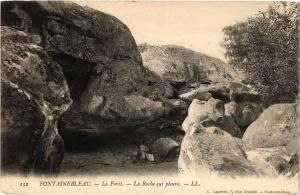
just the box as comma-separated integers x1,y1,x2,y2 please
1,26,72,174
1,1,166,140
1,1,141,62
150,137,180,161
178,126,259,177
182,98,241,137
243,104,299,151
139,44,245,90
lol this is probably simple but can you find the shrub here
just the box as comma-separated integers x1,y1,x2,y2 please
222,2,299,105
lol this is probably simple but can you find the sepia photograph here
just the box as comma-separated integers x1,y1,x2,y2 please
0,1,299,194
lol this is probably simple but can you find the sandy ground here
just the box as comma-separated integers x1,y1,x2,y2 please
60,136,179,176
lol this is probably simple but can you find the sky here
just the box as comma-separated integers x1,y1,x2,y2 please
74,1,272,61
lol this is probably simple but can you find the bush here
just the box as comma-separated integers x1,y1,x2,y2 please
222,2,299,105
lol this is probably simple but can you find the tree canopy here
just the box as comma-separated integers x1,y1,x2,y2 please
222,2,299,105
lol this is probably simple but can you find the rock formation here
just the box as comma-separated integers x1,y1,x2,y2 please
1,1,168,145
179,96,298,177
1,1,166,174
1,26,72,174
178,126,259,177
241,103,299,177
1,1,298,178
139,44,246,94
243,103,298,150
182,98,241,138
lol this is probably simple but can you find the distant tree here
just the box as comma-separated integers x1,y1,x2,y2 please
138,42,150,53
222,2,299,105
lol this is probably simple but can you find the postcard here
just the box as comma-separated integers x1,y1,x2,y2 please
1,1,299,194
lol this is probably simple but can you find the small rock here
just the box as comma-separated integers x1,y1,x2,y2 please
145,153,155,162
224,101,237,117
132,151,138,157
139,145,149,152
150,138,179,160
138,151,146,160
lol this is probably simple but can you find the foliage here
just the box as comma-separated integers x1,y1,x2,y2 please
222,2,299,105
138,42,151,53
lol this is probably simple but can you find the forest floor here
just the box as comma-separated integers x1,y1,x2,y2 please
60,132,179,176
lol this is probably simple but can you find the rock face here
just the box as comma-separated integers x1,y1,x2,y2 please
233,102,262,127
243,104,299,150
245,147,291,176
139,44,245,90
180,82,262,136
150,138,180,161
1,26,72,174
1,1,166,141
241,103,299,177
164,99,188,116
182,98,241,137
178,127,259,177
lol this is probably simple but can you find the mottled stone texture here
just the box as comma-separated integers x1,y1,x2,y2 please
182,98,241,138
139,45,245,89
243,104,299,150
1,1,167,174
1,26,71,174
1,1,166,143
178,127,259,177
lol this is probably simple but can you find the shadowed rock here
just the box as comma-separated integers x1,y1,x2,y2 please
1,26,72,174
150,137,180,161
1,1,166,141
225,101,262,128
179,82,254,102
182,98,241,137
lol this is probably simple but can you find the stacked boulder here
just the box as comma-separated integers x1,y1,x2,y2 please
180,82,262,134
178,84,299,177
1,1,193,175
182,98,241,138
178,82,263,177
0,1,169,174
